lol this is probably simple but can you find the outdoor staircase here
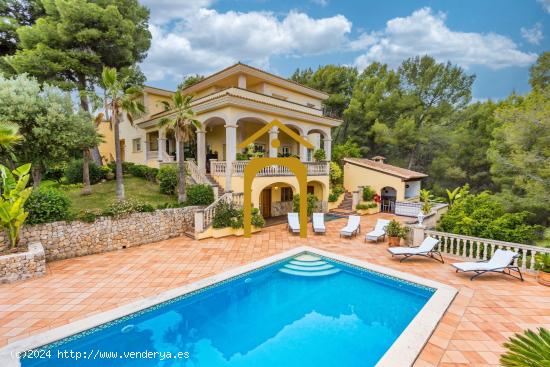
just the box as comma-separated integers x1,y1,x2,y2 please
330,190,354,215
278,254,341,277
206,173,225,196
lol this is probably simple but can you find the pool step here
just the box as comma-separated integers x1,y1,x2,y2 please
279,268,341,277
279,255,340,277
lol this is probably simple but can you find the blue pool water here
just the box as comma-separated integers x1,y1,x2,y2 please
21,254,433,367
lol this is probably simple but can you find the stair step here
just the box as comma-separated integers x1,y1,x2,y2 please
289,260,327,267
293,254,322,262
278,268,341,277
284,263,334,271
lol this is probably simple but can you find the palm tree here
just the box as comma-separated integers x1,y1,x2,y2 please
500,327,550,367
159,91,201,203
101,67,146,200
0,121,22,149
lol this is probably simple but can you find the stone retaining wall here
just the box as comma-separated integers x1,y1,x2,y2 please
0,242,46,284
0,207,197,261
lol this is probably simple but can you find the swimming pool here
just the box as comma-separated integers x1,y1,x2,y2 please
3,247,456,367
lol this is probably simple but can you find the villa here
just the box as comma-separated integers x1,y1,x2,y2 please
100,63,340,218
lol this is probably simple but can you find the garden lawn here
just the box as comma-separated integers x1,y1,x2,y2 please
64,176,178,214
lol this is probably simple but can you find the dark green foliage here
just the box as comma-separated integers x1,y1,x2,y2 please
76,209,101,223
107,161,135,174
44,164,66,182
157,165,178,195
292,193,319,216
437,191,543,244
186,184,214,206
386,219,409,238
328,184,344,202
102,199,155,218
500,328,550,367
356,202,377,210
362,186,376,201
331,138,362,162
212,201,264,229
64,159,104,185
128,164,158,182
313,149,326,161
25,188,70,224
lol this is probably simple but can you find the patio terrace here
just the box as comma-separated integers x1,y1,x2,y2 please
1,213,549,367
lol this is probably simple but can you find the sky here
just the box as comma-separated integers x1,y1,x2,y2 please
139,0,550,100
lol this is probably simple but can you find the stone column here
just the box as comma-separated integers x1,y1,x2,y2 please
412,225,425,247
268,126,279,158
225,123,237,191
194,209,205,233
196,129,206,173
324,138,332,161
158,128,166,162
300,134,309,162
352,190,360,210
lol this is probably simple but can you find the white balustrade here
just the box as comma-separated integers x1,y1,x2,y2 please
425,230,550,272
184,160,210,185
209,160,329,177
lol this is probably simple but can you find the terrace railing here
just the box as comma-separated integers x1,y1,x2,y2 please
184,160,211,185
210,160,329,177
425,230,550,273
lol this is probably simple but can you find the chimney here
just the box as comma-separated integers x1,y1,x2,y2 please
372,155,386,163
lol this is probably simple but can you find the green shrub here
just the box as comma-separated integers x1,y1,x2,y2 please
107,161,135,174
127,164,158,182
386,219,409,238
157,165,178,195
25,188,71,225
329,184,344,202
437,191,543,243
313,149,326,161
362,186,376,201
292,193,319,216
99,165,113,180
329,162,342,185
212,201,264,229
44,164,66,182
77,209,102,223
186,184,214,205
64,159,105,185
102,199,155,218
356,202,377,210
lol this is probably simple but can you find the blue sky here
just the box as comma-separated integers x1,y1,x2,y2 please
140,0,549,100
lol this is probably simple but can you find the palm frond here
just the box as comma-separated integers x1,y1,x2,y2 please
101,67,117,89
0,121,23,149
501,328,550,367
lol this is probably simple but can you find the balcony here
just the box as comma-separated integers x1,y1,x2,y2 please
210,160,329,177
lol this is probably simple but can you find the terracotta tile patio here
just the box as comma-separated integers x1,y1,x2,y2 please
1,213,549,366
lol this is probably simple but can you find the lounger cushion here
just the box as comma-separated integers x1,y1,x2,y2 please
365,229,385,240
452,262,494,272
388,247,421,255
287,213,300,233
341,216,360,236
452,249,518,272
313,213,325,232
387,236,440,255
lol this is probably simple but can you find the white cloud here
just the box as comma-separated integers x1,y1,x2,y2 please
521,22,544,44
140,0,215,24
311,0,329,6
141,8,351,81
353,8,537,70
538,0,550,14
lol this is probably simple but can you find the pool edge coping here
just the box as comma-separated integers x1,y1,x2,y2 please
0,245,457,367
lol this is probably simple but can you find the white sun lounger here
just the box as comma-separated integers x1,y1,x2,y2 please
340,215,361,238
365,219,390,242
452,249,523,281
287,212,300,234
312,213,325,234
387,236,444,263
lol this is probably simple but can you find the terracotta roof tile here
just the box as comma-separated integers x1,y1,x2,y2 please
344,157,428,180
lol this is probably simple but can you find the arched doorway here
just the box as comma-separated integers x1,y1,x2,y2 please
258,182,296,219
381,186,397,213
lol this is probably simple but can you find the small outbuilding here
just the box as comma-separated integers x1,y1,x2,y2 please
343,156,427,211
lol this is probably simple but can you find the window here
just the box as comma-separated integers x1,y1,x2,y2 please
281,187,293,202
307,148,314,161
307,186,315,195
254,143,265,153
147,131,159,151
132,138,142,152
281,146,291,157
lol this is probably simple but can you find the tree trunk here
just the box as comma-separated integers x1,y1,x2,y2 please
113,114,125,200
77,74,102,166
31,166,42,189
81,149,92,195
177,139,186,203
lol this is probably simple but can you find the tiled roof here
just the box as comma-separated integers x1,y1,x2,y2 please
344,157,428,180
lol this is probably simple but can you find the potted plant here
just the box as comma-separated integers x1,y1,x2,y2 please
534,253,550,287
386,219,408,246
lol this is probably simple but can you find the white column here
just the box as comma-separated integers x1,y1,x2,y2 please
196,129,206,173
300,134,309,162
268,126,278,158
225,122,237,191
324,138,332,161
238,74,247,89
158,129,166,162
